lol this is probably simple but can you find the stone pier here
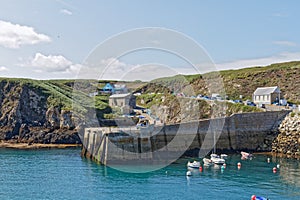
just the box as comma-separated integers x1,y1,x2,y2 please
81,111,290,165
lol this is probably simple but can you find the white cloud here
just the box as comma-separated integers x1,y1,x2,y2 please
0,20,51,49
216,52,300,71
30,53,81,74
97,58,193,81
98,58,139,80
60,9,72,15
273,40,297,47
0,66,8,72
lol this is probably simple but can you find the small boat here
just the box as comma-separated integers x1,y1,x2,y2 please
241,151,252,160
220,154,228,159
203,158,213,166
187,161,200,168
210,154,225,165
251,195,269,200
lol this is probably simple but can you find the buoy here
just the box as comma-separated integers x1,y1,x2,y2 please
186,171,192,176
199,166,203,172
237,162,241,170
267,157,270,163
273,167,277,173
277,164,280,169
251,195,256,200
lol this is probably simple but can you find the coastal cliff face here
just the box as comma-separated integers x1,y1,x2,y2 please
272,113,300,158
0,80,81,144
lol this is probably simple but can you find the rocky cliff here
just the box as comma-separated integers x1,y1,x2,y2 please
0,79,82,144
272,112,300,158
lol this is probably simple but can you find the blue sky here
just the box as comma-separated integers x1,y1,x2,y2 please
0,0,299,80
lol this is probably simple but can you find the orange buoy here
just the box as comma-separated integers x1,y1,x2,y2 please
273,167,277,173
199,166,203,172
237,162,241,170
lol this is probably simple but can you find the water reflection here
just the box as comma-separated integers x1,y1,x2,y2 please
274,157,300,187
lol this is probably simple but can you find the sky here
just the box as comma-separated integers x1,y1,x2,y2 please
0,0,300,81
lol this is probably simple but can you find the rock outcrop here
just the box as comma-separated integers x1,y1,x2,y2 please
0,80,81,144
272,112,300,158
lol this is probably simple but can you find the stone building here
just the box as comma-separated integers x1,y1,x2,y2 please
253,86,281,105
109,93,136,114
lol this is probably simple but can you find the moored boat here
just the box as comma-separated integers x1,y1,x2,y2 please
203,158,213,166
241,151,252,160
220,154,228,159
210,154,225,165
187,160,200,168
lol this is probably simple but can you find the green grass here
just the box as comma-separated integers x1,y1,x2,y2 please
0,78,111,118
139,61,300,104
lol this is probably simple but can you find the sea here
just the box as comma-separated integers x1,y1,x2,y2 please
0,148,299,200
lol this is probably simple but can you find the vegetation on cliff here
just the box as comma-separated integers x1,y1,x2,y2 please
0,78,111,144
137,61,300,104
0,60,299,144
136,93,261,124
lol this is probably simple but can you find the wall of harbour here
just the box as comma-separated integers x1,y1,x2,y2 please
81,110,290,165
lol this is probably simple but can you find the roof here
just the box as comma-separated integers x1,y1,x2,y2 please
253,86,280,95
114,84,126,89
109,93,132,98
103,83,115,89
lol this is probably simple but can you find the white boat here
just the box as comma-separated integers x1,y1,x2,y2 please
210,154,225,165
187,161,200,168
241,151,252,160
220,154,228,159
203,158,213,166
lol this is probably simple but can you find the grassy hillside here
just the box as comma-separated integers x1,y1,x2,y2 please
136,61,300,104
0,78,111,118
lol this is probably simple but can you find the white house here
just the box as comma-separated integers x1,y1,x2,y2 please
253,86,281,105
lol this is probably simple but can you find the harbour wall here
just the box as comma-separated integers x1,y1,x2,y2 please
81,111,290,165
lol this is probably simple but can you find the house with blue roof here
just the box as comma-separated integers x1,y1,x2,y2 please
100,83,128,94
101,83,115,94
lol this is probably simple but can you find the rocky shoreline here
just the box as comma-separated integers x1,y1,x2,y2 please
0,81,82,145
272,112,300,158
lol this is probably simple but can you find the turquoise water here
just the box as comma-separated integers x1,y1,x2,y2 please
0,148,299,200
